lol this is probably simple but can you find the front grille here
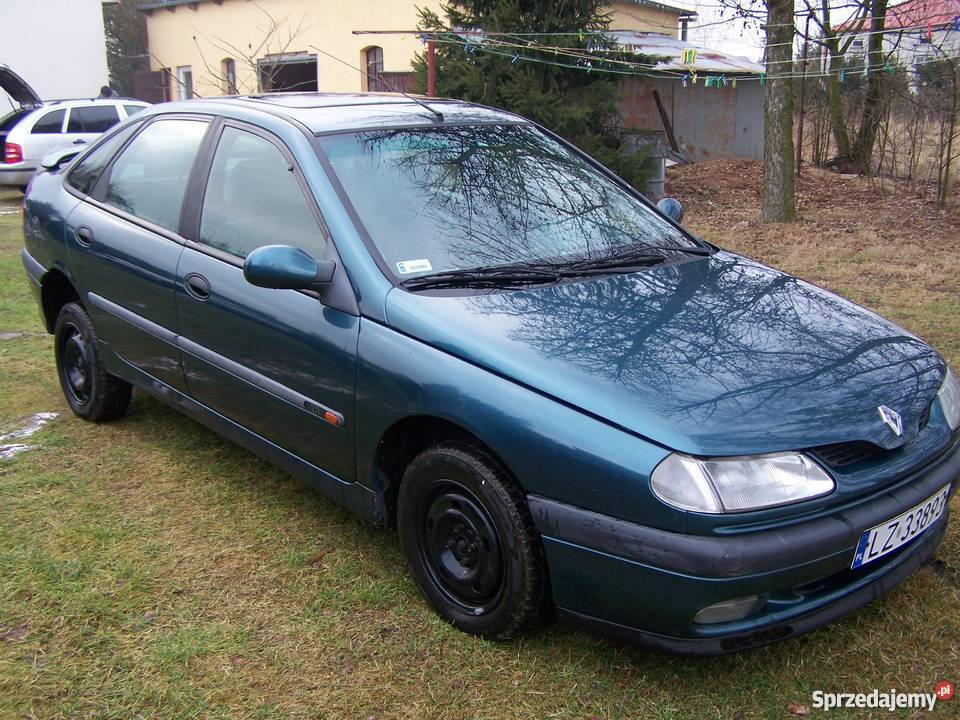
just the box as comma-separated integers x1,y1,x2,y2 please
811,402,934,469
811,440,885,468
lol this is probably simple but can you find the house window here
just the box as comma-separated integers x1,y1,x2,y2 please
365,46,384,91
222,58,238,95
176,65,194,100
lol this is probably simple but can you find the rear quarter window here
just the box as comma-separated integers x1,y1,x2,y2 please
0,108,32,133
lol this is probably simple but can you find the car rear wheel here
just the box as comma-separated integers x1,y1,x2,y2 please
397,442,548,639
54,302,131,422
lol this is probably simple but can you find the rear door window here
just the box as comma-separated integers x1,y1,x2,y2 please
103,119,208,232
67,105,121,133
66,121,142,196
198,125,324,259
32,109,65,134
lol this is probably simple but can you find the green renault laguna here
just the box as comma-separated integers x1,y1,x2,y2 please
20,93,959,654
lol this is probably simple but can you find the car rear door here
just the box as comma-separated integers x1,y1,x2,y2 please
22,108,67,163
65,115,212,393
174,120,359,482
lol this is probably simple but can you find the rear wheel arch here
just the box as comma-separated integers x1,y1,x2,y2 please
40,268,80,334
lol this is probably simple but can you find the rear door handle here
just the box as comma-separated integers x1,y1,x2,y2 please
184,273,211,300
72,139,86,145
75,225,93,246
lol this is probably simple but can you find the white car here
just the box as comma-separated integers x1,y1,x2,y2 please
0,66,148,189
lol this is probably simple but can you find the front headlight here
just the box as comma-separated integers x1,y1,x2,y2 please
938,366,960,431
651,452,835,514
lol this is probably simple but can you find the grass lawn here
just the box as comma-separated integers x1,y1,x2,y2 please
0,173,958,719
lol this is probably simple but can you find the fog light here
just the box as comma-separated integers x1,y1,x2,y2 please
694,595,765,624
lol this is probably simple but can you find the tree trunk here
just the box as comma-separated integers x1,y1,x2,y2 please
820,0,852,163
762,0,796,222
824,50,852,160
852,0,888,173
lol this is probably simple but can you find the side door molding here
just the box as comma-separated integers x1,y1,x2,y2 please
87,291,178,346
177,335,345,428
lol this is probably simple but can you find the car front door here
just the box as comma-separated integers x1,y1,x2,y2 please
65,116,211,393
64,104,121,153
175,121,358,482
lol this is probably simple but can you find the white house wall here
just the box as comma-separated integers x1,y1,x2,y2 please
1,0,109,103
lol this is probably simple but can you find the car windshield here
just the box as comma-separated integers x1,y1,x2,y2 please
317,124,701,282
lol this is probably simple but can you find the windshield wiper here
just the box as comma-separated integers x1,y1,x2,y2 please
589,221,714,258
641,244,714,257
400,254,674,291
400,264,563,291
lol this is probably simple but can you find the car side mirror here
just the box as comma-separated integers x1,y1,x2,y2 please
657,197,684,223
243,245,336,291
40,148,82,171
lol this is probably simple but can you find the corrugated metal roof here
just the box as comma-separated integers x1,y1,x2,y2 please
611,31,765,75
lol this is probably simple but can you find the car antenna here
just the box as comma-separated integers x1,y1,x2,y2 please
308,45,444,122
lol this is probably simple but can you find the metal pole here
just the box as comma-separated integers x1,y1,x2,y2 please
427,39,437,97
796,13,812,177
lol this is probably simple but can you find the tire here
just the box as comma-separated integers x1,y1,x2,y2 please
54,302,131,422
397,442,548,639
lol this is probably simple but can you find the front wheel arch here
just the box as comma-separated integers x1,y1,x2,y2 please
374,415,516,528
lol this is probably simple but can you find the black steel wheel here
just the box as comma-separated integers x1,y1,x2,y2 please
398,442,548,639
59,321,92,406
54,302,131,422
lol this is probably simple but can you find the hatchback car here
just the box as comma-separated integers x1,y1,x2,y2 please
0,66,148,190
20,94,959,655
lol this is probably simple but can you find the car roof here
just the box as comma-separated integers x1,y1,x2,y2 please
40,98,147,108
184,92,527,134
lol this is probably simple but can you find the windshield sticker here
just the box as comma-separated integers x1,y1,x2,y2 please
397,259,433,275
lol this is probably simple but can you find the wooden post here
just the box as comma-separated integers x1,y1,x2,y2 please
427,39,437,97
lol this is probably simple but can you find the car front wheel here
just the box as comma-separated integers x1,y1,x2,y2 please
54,302,131,422
398,442,549,639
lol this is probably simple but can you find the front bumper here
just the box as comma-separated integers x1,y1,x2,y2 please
530,438,960,655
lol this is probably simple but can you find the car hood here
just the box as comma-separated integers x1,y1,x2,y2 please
0,66,41,107
384,252,946,456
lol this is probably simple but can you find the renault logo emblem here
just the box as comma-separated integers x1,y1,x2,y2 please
878,405,903,437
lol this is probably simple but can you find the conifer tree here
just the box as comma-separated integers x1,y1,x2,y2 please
414,0,653,187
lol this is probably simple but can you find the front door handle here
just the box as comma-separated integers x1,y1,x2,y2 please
72,139,86,145
75,225,93,246
184,273,211,300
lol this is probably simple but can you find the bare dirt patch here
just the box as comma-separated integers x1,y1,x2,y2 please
668,158,960,245
667,159,960,363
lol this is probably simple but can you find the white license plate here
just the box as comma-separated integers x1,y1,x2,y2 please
851,484,951,569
